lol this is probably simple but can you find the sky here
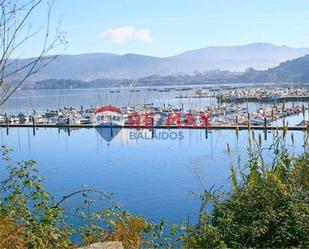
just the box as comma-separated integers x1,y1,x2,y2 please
21,0,309,57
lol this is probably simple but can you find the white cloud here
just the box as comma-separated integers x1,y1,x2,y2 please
293,26,301,31
101,26,152,44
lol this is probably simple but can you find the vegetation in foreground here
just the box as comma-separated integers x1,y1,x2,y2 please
0,131,308,249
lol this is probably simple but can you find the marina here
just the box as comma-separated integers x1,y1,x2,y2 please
0,101,308,128
1,123,309,131
176,86,309,103
1,0,309,247
1,85,309,224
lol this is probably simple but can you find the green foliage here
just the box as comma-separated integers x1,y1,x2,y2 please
183,219,227,249
0,146,73,249
146,220,187,249
77,203,151,248
0,145,169,249
186,133,309,249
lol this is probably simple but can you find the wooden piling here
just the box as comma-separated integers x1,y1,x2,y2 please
32,117,36,136
5,113,9,135
67,118,70,136
264,129,267,141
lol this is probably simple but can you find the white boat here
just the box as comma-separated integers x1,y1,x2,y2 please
18,113,28,124
56,115,69,125
8,115,19,123
0,114,5,124
79,117,92,125
250,118,264,126
297,120,307,126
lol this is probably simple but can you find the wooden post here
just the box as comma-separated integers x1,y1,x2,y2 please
67,118,70,136
5,113,8,126
5,113,8,135
32,117,35,136
282,117,286,130
264,113,267,141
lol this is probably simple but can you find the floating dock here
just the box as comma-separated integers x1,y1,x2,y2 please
217,95,309,103
0,123,308,131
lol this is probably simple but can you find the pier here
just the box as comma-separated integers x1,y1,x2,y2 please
175,86,309,104
217,95,309,103
1,123,308,131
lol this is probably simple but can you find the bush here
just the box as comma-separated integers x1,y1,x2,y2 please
0,146,73,248
186,133,309,249
0,146,150,249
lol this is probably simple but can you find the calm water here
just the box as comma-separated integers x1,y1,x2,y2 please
0,86,217,114
1,85,302,115
0,127,306,224
0,88,308,224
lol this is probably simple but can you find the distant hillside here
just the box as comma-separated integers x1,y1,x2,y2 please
15,43,309,81
169,43,309,73
238,55,309,83
24,71,238,89
25,55,309,89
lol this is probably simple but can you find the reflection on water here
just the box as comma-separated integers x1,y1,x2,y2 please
2,86,303,116
0,127,307,224
0,87,217,114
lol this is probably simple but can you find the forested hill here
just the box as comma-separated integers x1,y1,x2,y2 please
238,54,309,83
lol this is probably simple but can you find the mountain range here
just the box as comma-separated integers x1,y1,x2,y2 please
238,54,309,83
22,43,309,81
30,53,309,89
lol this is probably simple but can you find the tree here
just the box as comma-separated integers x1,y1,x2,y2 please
0,0,66,106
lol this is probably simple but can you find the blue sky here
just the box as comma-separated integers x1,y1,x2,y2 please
24,0,309,57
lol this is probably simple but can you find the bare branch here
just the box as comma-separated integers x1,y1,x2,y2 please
54,189,112,209
0,0,66,106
